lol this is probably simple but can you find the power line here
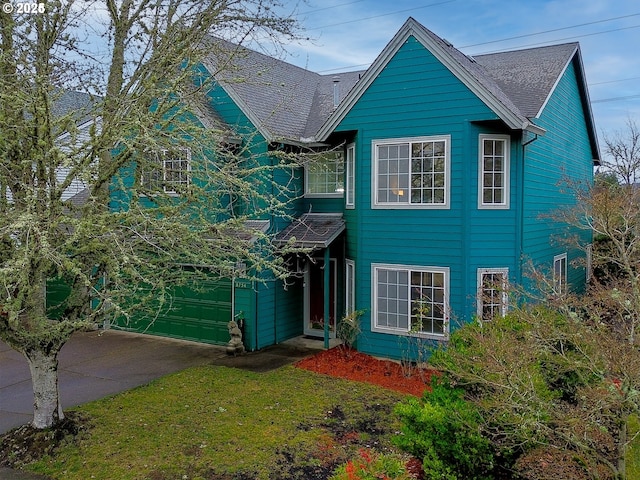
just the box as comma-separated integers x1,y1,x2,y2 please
461,13,640,49
300,0,368,15
306,0,457,31
591,77,640,86
472,23,640,55
592,94,640,104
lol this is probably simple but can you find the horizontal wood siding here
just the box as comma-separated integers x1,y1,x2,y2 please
303,197,344,213
252,277,303,348
255,280,276,349
234,280,257,350
334,36,515,359
273,164,304,231
274,278,304,341
522,59,593,292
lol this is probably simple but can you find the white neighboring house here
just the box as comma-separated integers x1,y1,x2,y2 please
3,90,100,205
56,117,102,205
53,91,101,205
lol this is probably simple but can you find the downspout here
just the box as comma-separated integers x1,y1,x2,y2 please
519,131,539,285
255,282,259,350
324,246,330,349
231,270,236,326
271,150,276,345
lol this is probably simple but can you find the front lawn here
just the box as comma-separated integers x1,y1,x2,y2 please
22,365,409,480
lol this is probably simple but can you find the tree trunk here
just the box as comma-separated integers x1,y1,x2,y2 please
25,348,64,429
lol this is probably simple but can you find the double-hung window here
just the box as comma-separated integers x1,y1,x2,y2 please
305,150,344,196
553,253,568,295
142,148,191,194
477,268,508,321
479,135,510,208
373,264,449,337
373,135,450,208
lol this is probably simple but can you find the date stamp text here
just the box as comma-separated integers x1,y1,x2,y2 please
2,2,46,14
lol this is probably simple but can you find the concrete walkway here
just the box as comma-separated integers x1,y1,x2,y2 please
0,329,322,479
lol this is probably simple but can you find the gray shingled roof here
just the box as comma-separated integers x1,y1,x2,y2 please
474,43,579,118
275,213,345,248
202,40,361,142
303,70,364,139
52,90,97,126
203,18,594,150
415,24,531,130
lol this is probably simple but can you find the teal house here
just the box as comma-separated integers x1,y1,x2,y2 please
116,18,599,360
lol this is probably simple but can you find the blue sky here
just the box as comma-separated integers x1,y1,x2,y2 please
280,0,640,143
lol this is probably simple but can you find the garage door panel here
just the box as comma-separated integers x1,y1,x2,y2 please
117,277,232,345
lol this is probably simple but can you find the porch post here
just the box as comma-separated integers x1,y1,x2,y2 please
323,247,330,349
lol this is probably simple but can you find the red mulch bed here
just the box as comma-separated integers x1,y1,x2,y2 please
295,346,437,397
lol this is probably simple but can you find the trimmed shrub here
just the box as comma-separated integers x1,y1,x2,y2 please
393,378,494,480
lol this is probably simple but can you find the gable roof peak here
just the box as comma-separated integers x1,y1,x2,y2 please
316,17,544,141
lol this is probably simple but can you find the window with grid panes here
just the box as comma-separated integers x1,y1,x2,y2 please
477,269,508,321
374,136,449,208
305,151,344,196
373,264,448,336
142,148,190,194
479,135,509,208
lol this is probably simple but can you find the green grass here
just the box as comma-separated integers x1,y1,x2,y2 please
627,414,640,479
26,365,408,480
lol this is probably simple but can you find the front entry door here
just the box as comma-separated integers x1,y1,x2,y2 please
304,258,337,337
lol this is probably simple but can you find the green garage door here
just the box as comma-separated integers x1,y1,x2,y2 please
46,277,72,320
122,278,232,345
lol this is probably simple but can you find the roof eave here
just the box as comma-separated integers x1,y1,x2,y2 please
574,48,602,164
535,45,601,163
202,61,275,143
524,122,546,136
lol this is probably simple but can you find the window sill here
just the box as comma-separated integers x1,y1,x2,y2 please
304,193,345,199
371,203,450,210
371,326,448,340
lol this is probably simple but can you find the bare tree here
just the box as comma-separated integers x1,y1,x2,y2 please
430,304,640,479
423,142,640,478
0,0,301,429
601,118,640,185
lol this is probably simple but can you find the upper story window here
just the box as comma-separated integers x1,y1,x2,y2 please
373,135,450,209
479,135,510,209
305,150,344,197
345,144,355,208
142,148,191,194
372,263,449,338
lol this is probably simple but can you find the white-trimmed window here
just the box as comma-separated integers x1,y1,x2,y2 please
586,244,593,283
372,264,449,337
305,151,344,196
142,148,191,194
373,136,450,208
345,259,355,315
478,135,510,208
345,144,355,208
477,268,508,321
554,253,568,295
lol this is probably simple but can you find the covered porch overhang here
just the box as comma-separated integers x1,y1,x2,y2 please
275,213,345,348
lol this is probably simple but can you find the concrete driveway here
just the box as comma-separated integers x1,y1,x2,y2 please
0,329,319,434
